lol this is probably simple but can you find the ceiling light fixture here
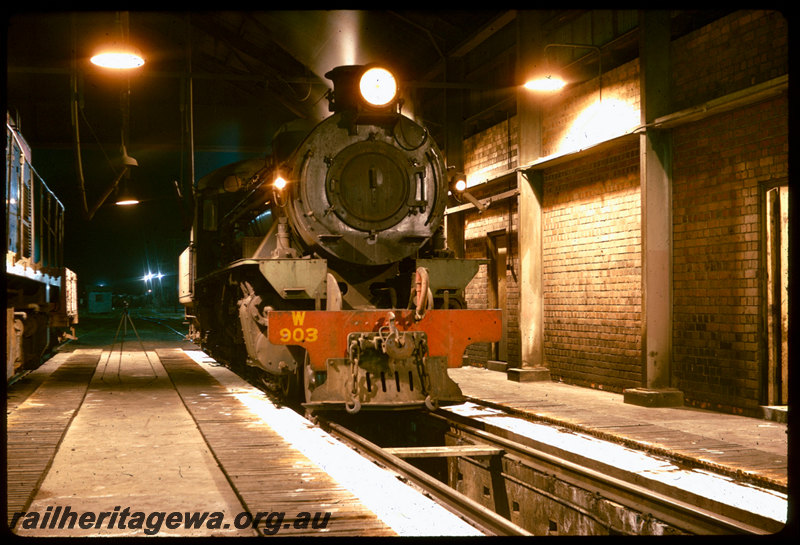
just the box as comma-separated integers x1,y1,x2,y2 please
91,46,145,70
115,147,139,206
115,182,139,206
90,12,145,70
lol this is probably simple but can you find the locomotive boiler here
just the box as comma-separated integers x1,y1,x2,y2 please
180,65,501,412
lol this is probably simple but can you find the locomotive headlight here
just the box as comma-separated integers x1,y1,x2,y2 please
273,175,288,191
449,172,486,212
273,174,289,207
449,171,467,194
359,67,397,107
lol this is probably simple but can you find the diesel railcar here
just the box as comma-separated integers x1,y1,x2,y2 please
6,112,78,380
180,65,501,413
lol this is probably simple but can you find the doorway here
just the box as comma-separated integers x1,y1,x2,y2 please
487,231,508,362
763,184,788,406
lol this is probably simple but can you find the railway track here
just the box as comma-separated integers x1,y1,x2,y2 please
139,341,789,536
10,338,786,537
318,416,532,536
50,328,781,538
314,403,787,536
189,346,786,536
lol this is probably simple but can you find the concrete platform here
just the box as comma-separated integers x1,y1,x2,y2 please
448,366,788,490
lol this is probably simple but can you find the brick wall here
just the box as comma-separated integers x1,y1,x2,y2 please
462,190,521,367
540,60,640,157
672,96,788,414
459,10,788,414
463,116,518,186
671,10,788,111
537,58,642,392
462,113,521,366
670,10,789,415
542,142,642,391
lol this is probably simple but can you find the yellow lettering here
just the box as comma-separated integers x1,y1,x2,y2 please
277,324,318,344
291,311,306,326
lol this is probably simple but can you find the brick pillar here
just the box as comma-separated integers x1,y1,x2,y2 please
509,11,549,382
444,58,466,258
625,10,682,407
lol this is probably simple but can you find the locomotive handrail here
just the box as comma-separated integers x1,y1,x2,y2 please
7,121,65,211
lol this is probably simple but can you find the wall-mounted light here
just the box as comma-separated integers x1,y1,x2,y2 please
524,43,602,99
91,46,145,70
524,75,567,92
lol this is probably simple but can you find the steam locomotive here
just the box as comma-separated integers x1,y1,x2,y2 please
6,112,79,380
179,65,501,412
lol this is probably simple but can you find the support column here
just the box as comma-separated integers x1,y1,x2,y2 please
508,11,548,382
444,57,466,258
625,10,682,407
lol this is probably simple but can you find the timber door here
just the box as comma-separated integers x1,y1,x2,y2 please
487,231,508,362
763,184,788,406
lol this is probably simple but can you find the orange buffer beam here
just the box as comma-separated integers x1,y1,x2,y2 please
267,309,502,371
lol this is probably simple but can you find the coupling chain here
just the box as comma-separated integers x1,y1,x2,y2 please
414,338,438,411
345,338,362,414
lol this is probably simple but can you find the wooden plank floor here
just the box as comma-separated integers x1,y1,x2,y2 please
6,349,101,525
156,349,397,537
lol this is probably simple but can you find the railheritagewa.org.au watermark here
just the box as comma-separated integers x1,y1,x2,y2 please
11,506,332,535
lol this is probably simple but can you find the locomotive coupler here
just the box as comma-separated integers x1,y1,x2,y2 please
381,312,415,360
343,325,438,414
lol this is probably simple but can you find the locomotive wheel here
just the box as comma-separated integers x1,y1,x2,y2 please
302,353,317,420
279,371,300,401
279,352,310,406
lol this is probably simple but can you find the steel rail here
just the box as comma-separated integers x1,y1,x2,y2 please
430,411,782,535
463,395,787,494
317,418,532,537
138,315,190,339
